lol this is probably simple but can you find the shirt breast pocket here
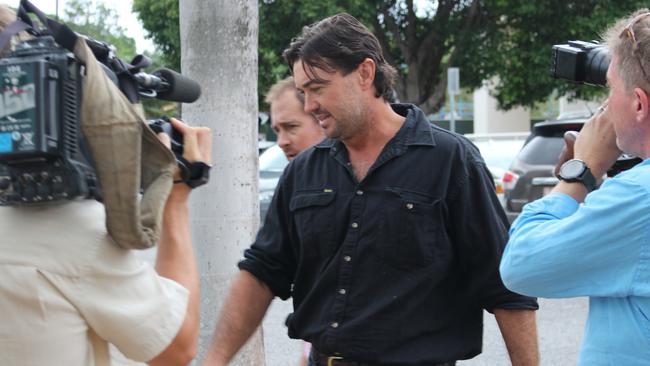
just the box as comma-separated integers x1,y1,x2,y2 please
379,187,443,271
290,190,337,259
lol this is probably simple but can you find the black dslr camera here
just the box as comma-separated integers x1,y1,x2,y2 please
551,40,610,86
550,40,642,175
0,0,203,205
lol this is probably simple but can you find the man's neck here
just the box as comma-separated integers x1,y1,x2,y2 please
342,101,405,154
341,102,406,181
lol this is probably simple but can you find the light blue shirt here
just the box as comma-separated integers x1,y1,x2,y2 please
501,159,650,366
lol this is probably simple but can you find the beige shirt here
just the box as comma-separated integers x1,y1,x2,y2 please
0,200,188,366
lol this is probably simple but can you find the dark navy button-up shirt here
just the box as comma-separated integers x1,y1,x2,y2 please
239,104,537,365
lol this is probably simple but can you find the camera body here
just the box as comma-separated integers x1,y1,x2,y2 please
0,36,97,205
551,40,610,86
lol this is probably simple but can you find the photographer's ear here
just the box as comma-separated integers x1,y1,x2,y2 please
633,87,650,123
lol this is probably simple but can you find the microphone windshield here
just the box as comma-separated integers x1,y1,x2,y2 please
152,68,202,103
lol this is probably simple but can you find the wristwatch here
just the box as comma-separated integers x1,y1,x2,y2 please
557,159,597,192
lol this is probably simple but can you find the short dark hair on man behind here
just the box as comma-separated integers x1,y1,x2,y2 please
283,13,397,101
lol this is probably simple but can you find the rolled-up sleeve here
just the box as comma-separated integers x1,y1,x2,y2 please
238,172,297,300
449,159,538,312
501,176,650,298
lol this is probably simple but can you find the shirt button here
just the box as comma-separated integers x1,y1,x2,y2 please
351,222,359,229
331,322,339,328
343,255,352,262
338,288,347,295
356,190,364,196
406,203,414,210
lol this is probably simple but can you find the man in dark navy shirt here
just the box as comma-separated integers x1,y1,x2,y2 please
204,13,539,366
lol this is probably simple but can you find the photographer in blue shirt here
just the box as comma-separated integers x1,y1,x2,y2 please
501,9,650,366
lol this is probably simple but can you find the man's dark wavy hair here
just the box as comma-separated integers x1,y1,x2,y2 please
283,13,397,101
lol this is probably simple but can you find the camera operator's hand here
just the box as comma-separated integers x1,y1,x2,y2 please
157,118,212,187
169,117,212,165
574,103,622,179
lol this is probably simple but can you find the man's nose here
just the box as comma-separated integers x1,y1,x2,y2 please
303,93,318,114
277,131,290,148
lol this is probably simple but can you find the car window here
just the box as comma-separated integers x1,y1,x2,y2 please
517,136,565,165
259,144,288,172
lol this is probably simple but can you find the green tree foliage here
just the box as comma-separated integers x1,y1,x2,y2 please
132,0,180,71
62,0,137,62
134,0,649,113
460,0,647,110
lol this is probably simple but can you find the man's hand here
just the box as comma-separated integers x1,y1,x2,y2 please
553,130,579,177
573,104,622,179
157,117,212,187
169,117,212,164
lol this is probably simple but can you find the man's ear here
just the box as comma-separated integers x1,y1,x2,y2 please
634,87,650,123
356,58,376,90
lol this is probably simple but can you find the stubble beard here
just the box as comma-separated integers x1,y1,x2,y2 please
328,101,366,142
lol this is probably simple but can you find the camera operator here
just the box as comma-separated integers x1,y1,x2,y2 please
500,9,650,365
0,116,210,366
0,6,211,356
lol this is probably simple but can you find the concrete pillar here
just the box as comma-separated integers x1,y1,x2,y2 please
473,79,531,134
179,1,265,365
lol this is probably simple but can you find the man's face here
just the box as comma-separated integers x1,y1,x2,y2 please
292,61,367,141
607,55,642,155
270,89,325,160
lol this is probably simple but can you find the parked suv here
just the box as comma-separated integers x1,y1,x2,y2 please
503,117,586,223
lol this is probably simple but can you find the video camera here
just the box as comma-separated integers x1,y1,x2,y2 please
550,40,642,175
0,0,201,205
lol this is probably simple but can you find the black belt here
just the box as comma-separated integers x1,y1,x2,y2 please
310,348,456,366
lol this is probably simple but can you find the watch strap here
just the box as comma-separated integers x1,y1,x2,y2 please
579,166,597,192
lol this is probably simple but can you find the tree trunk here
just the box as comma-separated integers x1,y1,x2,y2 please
395,61,446,115
179,1,265,365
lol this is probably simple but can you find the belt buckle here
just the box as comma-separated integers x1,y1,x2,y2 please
327,356,343,366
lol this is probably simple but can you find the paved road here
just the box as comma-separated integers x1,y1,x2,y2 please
263,297,588,366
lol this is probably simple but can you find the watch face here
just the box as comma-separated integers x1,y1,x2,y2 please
560,159,586,179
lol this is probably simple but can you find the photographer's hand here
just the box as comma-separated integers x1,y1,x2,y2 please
553,131,579,177
552,103,621,203
573,104,621,179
